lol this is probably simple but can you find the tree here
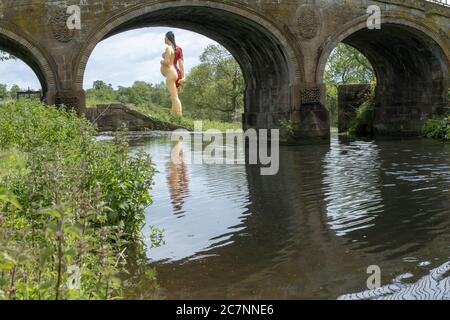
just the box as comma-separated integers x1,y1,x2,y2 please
150,82,172,108
325,44,375,127
1,52,17,101
0,51,16,61
325,44,375,85
0,84,8,101
9,84,22,100
120,81,154,106
181,44,245,122
85,80,118,106
116,81,171,108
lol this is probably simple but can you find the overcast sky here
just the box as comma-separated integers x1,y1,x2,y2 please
0,27,218,90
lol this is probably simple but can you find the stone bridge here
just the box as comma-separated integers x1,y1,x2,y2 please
0,0,449,139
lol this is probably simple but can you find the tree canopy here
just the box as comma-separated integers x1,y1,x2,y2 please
0,50,16,62
325,44,375,85
181,44,245,122
325,44,375,127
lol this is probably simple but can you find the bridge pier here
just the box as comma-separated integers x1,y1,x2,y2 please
52,90,86,115
373,79,449,136
243,108,330,142
242,82,330,142
293,84,330,141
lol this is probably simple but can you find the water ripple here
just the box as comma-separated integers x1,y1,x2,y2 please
339,261,450,300
129,133,450,299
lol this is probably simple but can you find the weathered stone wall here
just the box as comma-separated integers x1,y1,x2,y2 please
0,0,449,140
86,104,183,132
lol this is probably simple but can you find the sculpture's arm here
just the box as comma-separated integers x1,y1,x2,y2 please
161,45,173,66
179,58,185,80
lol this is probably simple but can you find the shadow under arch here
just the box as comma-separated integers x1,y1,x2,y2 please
74,1,304,126
0,25,57,100
317,16,450,135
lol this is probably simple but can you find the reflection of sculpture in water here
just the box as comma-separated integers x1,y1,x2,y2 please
167,141,190,213
160,31,185,115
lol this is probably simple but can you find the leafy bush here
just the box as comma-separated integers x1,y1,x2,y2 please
348,92,376,137
0,100,158,300
278,118,296,141
423,115,450,141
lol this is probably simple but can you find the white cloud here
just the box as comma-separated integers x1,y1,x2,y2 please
0,59,40,90
83,27,218,89
0,27,218,90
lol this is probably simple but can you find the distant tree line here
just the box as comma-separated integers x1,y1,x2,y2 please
85,80,171,111
85,44,245,123
0,51,22,102
0,84,24,101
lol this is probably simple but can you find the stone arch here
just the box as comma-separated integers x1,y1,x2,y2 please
74,0,304,128
317,15,450,135
0,24,57,101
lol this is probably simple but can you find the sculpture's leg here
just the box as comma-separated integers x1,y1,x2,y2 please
167,77,182,115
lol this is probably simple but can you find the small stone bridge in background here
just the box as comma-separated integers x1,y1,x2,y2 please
0,0,449,139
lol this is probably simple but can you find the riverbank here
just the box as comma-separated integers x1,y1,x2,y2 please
132,104,242,132
86,104,187,132
423,115,450,141
86,103,242,133
0,100,160,300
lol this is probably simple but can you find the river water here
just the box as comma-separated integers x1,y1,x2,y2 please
129,133,450,300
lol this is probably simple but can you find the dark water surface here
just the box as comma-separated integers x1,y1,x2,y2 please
130,133,450,300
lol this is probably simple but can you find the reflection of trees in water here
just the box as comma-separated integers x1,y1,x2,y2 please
323,138,383,237
167,141,190,213
322,137,450,258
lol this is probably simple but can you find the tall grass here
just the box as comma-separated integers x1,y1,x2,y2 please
348,91,376,137
132,104,242,131
0,100,160,300
423,115,450,141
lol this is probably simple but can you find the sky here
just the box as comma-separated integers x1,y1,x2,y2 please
0,28,218,91
0,58,41,90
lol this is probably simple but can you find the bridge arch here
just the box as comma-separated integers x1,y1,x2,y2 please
74,0,304,127
0,25,57,101
317,15,450,135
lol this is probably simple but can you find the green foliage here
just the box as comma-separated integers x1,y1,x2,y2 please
119,82,170,107
278,118,296,141
326,85,339,127
85,80,118,107
423,115,450,141
0,51,16,62
0,100,159,300
325,44,375,85
9,85,21,100
325,44,375,127
133,104,241,132
85,80,172,110
84,44,244,127
180,44,245,122
348,91,376,137
0,84,8,101
0,84,24,103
